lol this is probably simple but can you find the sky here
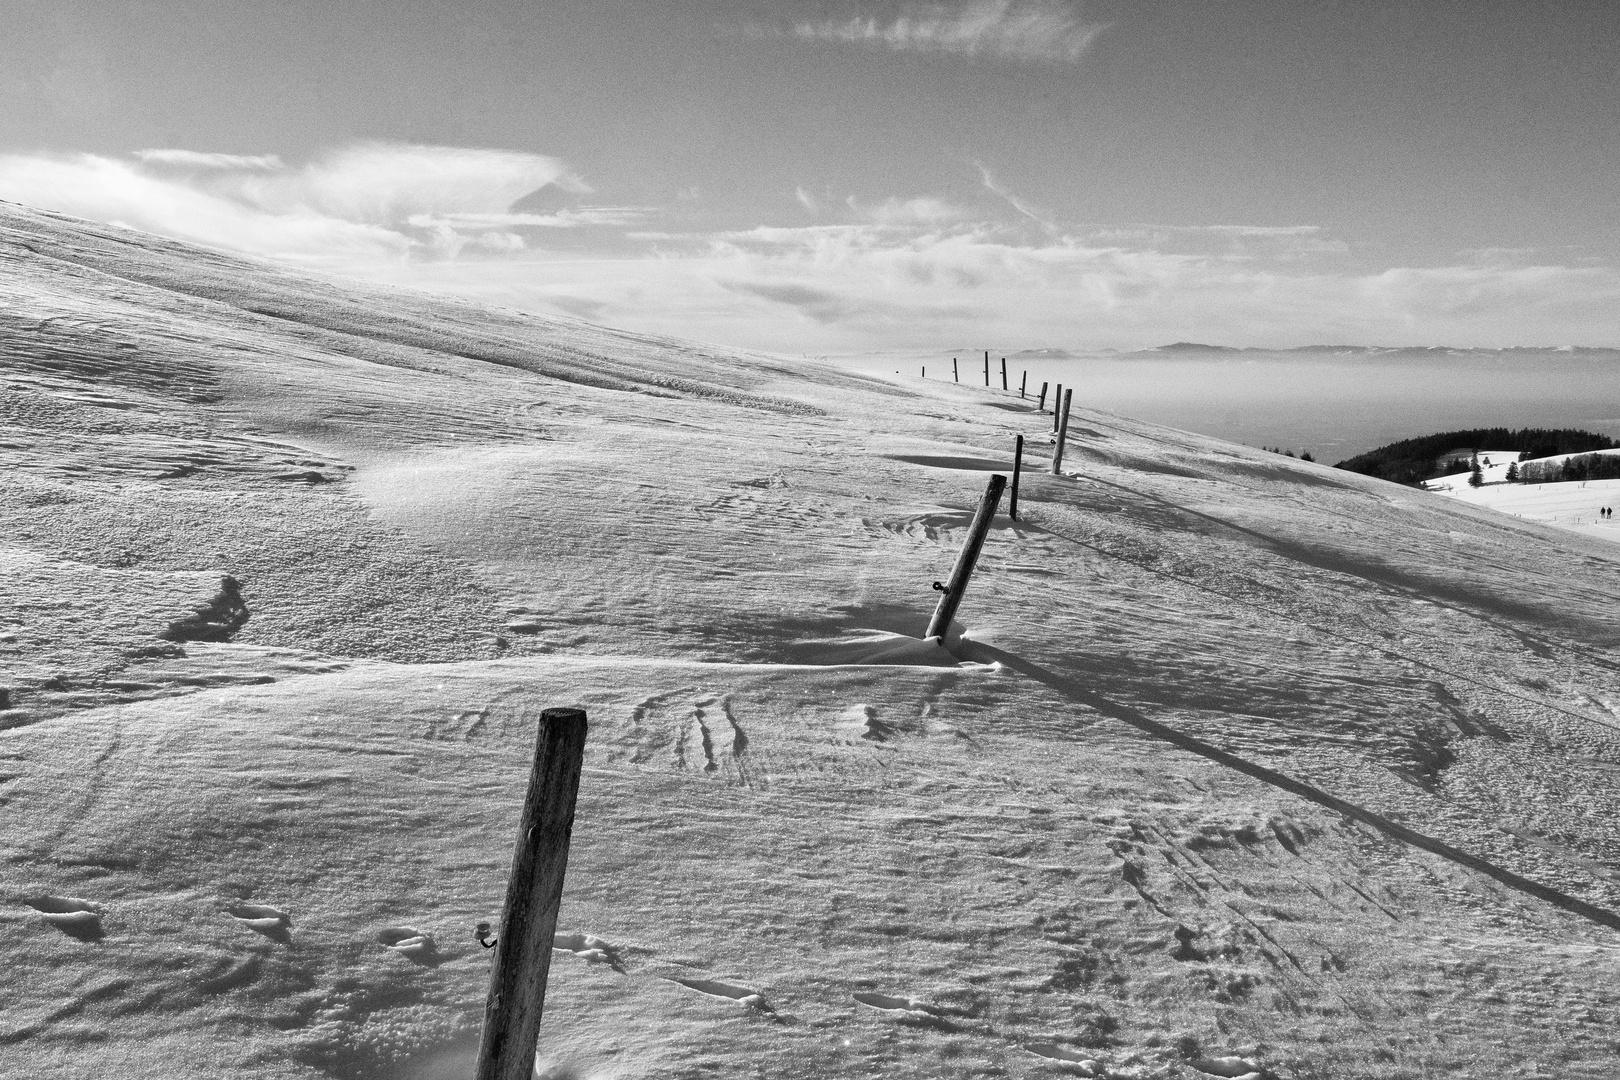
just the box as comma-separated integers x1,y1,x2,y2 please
2,0,1618,355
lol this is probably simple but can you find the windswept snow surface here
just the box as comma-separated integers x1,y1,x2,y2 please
6,201,1620,1078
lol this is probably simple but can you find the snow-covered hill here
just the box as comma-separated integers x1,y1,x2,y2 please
6,201,1620,1080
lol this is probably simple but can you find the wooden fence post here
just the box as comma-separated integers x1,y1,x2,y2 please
953,358,958,382
926,473,1007,641
1053,384,1062,432
1010,435,1024,521
475,708,589,1080
1051,388,1074,475
1000,357,1008,391
1020,371,1027,399
983,351,990,386
1038,381,1048,411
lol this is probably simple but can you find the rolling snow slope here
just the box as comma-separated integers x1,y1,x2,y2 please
5,201,1620,1080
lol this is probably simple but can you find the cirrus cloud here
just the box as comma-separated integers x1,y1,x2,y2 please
744,0,1109,65
134,149,285,171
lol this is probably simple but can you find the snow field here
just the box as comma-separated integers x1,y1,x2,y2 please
7,203,1620,1078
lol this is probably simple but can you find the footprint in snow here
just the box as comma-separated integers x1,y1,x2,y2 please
1191,1056,1267,1080
225,902,292,942
1022,1042,1104,1074
377,926,438,962
853,991,955,1029
27,895,105,940
554,931,622,970
671,976,773,1014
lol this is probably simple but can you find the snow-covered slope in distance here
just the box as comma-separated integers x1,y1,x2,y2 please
5,201,1620,1079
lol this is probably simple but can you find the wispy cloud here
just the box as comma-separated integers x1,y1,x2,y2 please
226,143,583,228
755,1,1108,65
976,163,1050,225
407,208,652,230
0,151,408,261
856,195,962,226
0,144,615,263
135,149,285,170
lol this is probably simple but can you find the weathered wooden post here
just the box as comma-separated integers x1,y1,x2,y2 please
953,357,958,382
1020,371,1027,399
922,366,926,378
925,473,1007,641
983,351,990,386
1000,357,1008,391
1051,388,1074,475
1010,434,1024,521
1052,384,1062,432
1038,381,1048,411
475,708,589,1080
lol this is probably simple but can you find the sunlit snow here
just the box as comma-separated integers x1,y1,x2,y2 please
5,202,1620,1079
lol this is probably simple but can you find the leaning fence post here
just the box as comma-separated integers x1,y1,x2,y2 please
953,357,958,382
1053,384,1062,432
475,708,589,1080
1037,381,1048,411
1051,388,1074,475
1010,434,1024,521
926,473,1007,641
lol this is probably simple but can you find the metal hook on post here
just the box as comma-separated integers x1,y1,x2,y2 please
476,921,497,949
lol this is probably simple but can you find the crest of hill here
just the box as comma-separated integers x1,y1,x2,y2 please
0,200,907,415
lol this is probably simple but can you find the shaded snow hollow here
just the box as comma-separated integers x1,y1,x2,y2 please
6,202,1620,1079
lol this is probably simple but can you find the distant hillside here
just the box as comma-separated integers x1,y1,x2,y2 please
1335,428,1620,486
1124,343,1620,360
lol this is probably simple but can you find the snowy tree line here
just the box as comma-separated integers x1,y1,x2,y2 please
1516,453,1620,484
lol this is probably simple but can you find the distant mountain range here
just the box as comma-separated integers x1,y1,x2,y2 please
999,343,1620,361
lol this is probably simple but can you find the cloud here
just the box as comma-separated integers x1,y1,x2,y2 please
135,149,285,170
3,142,1618,354
0,151,407,261
721,281,865,323
389,218,1620,354
228,143,582,226
975,163,1050,225
0,144,605,264
758,0,1108,65
406,207,652,230
856,196,962,226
